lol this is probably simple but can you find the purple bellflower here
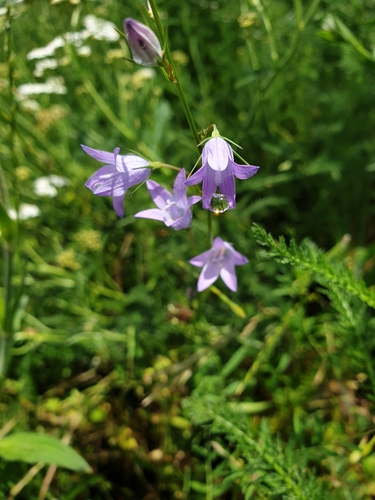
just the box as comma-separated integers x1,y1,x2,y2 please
185,136,259,212
134,169,201,230
190,236,248,292
124,18,163,67
82,145,150,218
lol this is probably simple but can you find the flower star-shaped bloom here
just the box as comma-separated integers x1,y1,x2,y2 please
123,18,163,67
190,236,248,292
82,144,150,218
185,137,259,212
134,169,201,230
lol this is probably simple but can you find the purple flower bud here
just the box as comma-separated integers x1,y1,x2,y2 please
190,237,248,292
123,18,163,67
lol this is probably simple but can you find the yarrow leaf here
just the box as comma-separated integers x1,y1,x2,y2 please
252,223,375,309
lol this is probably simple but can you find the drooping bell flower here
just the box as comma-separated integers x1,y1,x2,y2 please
123,18,163,66
190,237,248,292
134,169,201,230
185,136,259,212
82,145,150,217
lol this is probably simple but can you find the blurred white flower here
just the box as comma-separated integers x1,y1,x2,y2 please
27,16,118,62
34,175,69,197
33,58,59,77
19,99,41,112
77,45,92,57
9,204,41,220
17,77,67,99
27,36,65,60
83,15,119,42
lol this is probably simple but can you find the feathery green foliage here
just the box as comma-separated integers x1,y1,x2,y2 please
252,223,375,309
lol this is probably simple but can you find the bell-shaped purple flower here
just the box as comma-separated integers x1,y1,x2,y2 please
190,236,248,292
185,137,259,212
134,169,201,230
123,18,163,67
82,144,150,218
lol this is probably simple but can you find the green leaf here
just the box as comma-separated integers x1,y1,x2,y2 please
0,432,91,473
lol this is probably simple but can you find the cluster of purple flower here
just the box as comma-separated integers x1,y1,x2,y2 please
82,19,260,292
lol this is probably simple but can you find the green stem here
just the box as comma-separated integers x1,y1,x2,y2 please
251,0,279,63
0,333,12,380
293,0,303,29
0,245,13,380
207,211,213,246
0,1,16,381
148,0,200,147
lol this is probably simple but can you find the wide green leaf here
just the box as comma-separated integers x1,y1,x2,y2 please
0,432,91,473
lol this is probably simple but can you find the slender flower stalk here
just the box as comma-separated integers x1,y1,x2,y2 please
0,2,17,382
147,0,200,147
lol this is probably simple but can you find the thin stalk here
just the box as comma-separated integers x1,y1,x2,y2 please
207,211,213,245
302,0,321,28
148,0,200,147
294,0,303,29
0,1,17,381
251,0,279,63
6,1,16,172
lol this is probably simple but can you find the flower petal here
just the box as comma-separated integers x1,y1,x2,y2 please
146,180,171,209
187,195,202,208
184,165,205,186
81,144,115,164
170,210,192,230
220,258,238,291
134,208,165,221
85,165,118,194
217,164,236,209
116,154,150,173
204,137,231,172
189,248,213,267
231,162,259,180
172,169,187,198
197,262,220,291
112,195,125,217
202,165,218,209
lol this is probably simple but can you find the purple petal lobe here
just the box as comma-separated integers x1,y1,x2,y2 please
146,180,171,209
134,208,164,221
197,262,221,292
187,195,202,208
81,144,115,163
232,163,259,180
185,166,205,186
117,154,150,173
113,196,125,217
204,137,231,172
220,259,237,291
173,169,187,197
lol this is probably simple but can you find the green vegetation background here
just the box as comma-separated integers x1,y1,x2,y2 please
1,0,375,498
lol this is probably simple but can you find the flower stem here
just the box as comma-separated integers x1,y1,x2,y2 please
148,0,200,147
207,211,213,245
0,1,16,381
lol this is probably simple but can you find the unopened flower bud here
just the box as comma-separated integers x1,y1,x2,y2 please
123,18,163,67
